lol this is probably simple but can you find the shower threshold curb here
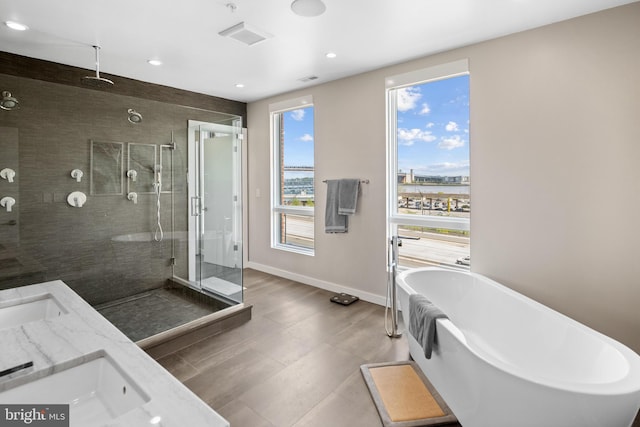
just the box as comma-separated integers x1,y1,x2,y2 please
138,303,252,360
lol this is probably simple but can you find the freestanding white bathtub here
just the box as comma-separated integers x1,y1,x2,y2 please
396,267,640,427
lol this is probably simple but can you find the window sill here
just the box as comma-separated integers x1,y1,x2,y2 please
390,214,470,231
272,243,315,257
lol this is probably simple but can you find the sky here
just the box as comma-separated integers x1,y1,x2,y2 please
281,73,469,178
283,106,315,169
396,74,470,177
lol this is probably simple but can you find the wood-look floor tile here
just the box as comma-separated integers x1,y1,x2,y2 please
184,347,286,410
262,295,327,327
327,310,403,362
158,270,422,427
175,315,280,365
217,399,275,427
239,343,365,427
283,311,356,346
155,353,199,383
247,328,318,366
295,369,385,427
334,370,374,402
292,390,383,427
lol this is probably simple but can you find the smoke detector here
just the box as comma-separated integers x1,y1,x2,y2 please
219,22,271,46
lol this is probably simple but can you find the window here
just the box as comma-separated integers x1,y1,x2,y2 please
387,60,470,269
270,96,315,254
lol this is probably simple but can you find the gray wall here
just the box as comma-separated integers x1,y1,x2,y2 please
0,70,245,305
247,3,640,353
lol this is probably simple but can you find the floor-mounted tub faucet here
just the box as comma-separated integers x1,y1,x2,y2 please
386,234,420,338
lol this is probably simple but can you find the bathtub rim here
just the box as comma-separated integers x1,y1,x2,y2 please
396,266,640,396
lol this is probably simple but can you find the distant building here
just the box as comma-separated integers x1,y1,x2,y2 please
398,171,469,184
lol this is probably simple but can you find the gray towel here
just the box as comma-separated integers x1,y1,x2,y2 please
325,180,348,233
408,294,448,359
337,179,360,215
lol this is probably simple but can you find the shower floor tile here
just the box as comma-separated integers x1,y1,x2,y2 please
96,287,227,342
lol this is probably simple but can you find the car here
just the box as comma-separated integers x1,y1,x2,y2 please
456,256,470,266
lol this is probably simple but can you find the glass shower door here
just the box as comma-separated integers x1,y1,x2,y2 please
188,120,243,303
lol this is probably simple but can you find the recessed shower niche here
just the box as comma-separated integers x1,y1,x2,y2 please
127,143,157,194
90,141,123,196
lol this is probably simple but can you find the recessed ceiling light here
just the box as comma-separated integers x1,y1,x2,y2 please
326,52,337,59
147,59,162,66
235,83,245,88
5,21,28,31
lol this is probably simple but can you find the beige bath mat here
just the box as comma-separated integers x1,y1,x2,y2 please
360,361,458,427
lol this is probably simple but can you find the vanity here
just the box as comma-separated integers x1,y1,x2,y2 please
0,280,230,426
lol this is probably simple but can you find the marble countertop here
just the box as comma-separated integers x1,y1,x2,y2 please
0,280,229,427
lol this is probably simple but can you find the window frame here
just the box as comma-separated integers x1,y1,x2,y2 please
386,60,470,268
269,95,315,255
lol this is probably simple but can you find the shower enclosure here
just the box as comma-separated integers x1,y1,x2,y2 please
0,69,246,344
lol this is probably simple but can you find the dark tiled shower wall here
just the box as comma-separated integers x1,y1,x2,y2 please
0,69,245,305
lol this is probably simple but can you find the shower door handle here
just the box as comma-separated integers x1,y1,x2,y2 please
191,197,201,216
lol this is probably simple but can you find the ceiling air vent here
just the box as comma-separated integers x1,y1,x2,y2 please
299,75,319,83
218,22,270,46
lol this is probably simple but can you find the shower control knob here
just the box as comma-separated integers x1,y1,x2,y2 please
1,196,16,212
71,169,84,183
0,168,16,183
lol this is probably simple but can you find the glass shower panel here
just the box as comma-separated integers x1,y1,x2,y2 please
185,120,243,304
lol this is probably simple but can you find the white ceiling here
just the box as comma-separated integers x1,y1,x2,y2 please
0,0,636,103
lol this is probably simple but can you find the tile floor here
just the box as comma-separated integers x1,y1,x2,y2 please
153,269,640,427
97,286,228,342
155,268,437,427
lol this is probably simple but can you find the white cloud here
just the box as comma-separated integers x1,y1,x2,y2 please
426,122,434,128
299,133,313,142
290,109,305,121
419,103,431,115
445,121,459,132
438,135,465,150
398,128,436,146
397,87,421,112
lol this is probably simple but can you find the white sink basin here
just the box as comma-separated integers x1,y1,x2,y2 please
0,351,150,426
0,293,67,331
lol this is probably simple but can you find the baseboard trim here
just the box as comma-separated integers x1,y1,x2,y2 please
246,261,387,306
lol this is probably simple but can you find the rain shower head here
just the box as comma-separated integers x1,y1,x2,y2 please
82,45,114,88
0,91,19,110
